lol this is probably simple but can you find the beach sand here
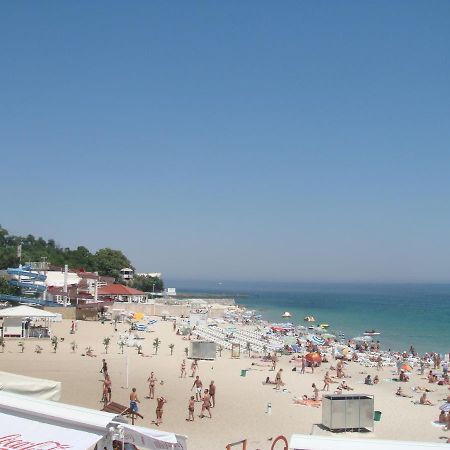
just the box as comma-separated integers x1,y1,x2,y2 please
1,318,449,449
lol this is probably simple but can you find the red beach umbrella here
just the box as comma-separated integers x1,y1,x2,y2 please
305,352,322,363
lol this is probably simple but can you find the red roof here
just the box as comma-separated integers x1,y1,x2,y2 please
97,284,146,296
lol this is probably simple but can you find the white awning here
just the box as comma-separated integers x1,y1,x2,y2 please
0,391,121,432
0,305,57,318
0,411,103,450
121,424,187,449
0,371,61,401
289,434,448,449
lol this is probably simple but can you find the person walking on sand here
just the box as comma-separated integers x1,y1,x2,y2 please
199,389,212,418
186,395,195,421
322,372,331,391
129,388,140,413
301,355,306,374
155,396,167,426
180,359,187,378
190,359,198,377
147,372,157,399
275,369,284,390
271,353,278,371
100,359,108,378
312,383,319,401
191,376,203,401
102,374,112,405
209,381,216,407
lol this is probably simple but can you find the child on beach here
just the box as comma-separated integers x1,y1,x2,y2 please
186,396,195,421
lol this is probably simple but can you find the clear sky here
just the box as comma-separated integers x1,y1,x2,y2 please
1,2,450,282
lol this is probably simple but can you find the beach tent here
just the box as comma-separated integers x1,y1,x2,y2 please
0,305,59,338
0,391,187,450
289,434,448,449
0,371,61,400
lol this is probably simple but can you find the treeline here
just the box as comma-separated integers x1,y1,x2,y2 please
0,225,164,292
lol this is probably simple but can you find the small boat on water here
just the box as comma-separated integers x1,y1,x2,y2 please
363,330,381,336
304,316,315,322
319,323,329,329
281,311,292,318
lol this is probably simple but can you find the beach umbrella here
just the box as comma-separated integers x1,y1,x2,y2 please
439,402,450,412
305,352,322,363
401,363,413,372
309,335,326,346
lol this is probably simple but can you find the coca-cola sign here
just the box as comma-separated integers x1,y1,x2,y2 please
0,434,72,450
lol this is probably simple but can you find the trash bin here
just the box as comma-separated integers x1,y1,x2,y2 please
240,369,247,377
374,411,382,421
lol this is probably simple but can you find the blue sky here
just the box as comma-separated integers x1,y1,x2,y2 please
1,1,450,282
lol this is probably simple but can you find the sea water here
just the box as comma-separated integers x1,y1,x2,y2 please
173,281,450,355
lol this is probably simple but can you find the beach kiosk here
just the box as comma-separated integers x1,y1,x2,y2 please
321,393,374,432
0,305,59,338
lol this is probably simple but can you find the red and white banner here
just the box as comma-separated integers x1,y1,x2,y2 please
0,412,103,450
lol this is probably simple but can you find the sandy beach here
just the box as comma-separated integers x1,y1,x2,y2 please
1,317,449,450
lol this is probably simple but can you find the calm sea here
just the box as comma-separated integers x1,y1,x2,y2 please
171,281,450,355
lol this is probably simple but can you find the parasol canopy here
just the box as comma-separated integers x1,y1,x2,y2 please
401,363,413,372
305,352,322,363
439,402,450,412
309,335,326,346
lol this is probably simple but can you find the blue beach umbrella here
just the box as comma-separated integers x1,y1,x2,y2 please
439,402,450,412
310,335,326,346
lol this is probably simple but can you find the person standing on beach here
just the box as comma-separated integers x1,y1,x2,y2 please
271,353,277,371
301,355,306,374
186,395,195,421
322,372,331,391
209,381,216,407
129,388,140,412
199,389,212,418
312,383,319,401
275,369,284,390
147,372,157,399
102,374,112,405
180,359,187,378
155,396,167,426
191,359,198,377
100,359,108,378
191,376,203,401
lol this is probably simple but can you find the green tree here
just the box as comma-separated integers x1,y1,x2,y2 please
0,275,20,296
132,276,164,293
168,343,175,355
94,248,133,278
153,338,161,355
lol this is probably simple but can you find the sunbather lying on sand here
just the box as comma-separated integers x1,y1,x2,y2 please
263,377,276,385
395,387,412,398
412,386,435,393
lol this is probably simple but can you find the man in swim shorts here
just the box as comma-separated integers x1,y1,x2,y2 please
191,375,203,401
